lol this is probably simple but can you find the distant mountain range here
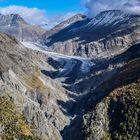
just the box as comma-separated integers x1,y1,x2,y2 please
44,10,140,58
1,10,140,59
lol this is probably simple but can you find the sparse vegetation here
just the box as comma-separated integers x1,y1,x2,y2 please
105,80,140,140
25,69,50,93
24,69,51,106
0,96,40,140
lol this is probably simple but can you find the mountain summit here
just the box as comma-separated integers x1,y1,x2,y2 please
43,14,86,41
0,13,46,42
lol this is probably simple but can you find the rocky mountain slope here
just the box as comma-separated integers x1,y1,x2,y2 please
44,10,140,58
42,14,86,42
0,32,69,140
0,9,140,140
0,13,46,42
0,32,96,140
43,14,86,40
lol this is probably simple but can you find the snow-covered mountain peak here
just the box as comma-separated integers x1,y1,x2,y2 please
89,10,130,27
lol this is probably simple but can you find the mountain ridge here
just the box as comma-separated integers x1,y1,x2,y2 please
42,13,86,43
43,10,140,58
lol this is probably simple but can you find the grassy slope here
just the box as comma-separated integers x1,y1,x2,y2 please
0,97,40,140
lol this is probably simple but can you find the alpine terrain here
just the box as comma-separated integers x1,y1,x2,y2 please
0,9,140,140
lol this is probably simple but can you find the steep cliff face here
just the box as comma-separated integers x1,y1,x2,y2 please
83,79,140,140
44,10,140,58
0,14,46,42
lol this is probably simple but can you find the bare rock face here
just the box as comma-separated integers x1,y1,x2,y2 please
83,103,110,140
44,10,140,59
0,14,46,42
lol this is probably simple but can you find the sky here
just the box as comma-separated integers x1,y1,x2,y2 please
0,0,84,28
0,0,83,15
83,0,140,17
0,0,140,28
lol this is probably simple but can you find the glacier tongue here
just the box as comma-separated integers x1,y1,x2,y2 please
21,42,94,74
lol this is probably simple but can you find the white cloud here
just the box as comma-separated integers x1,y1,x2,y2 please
0,5,78,29
82,0,140,17
0,5,49,25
